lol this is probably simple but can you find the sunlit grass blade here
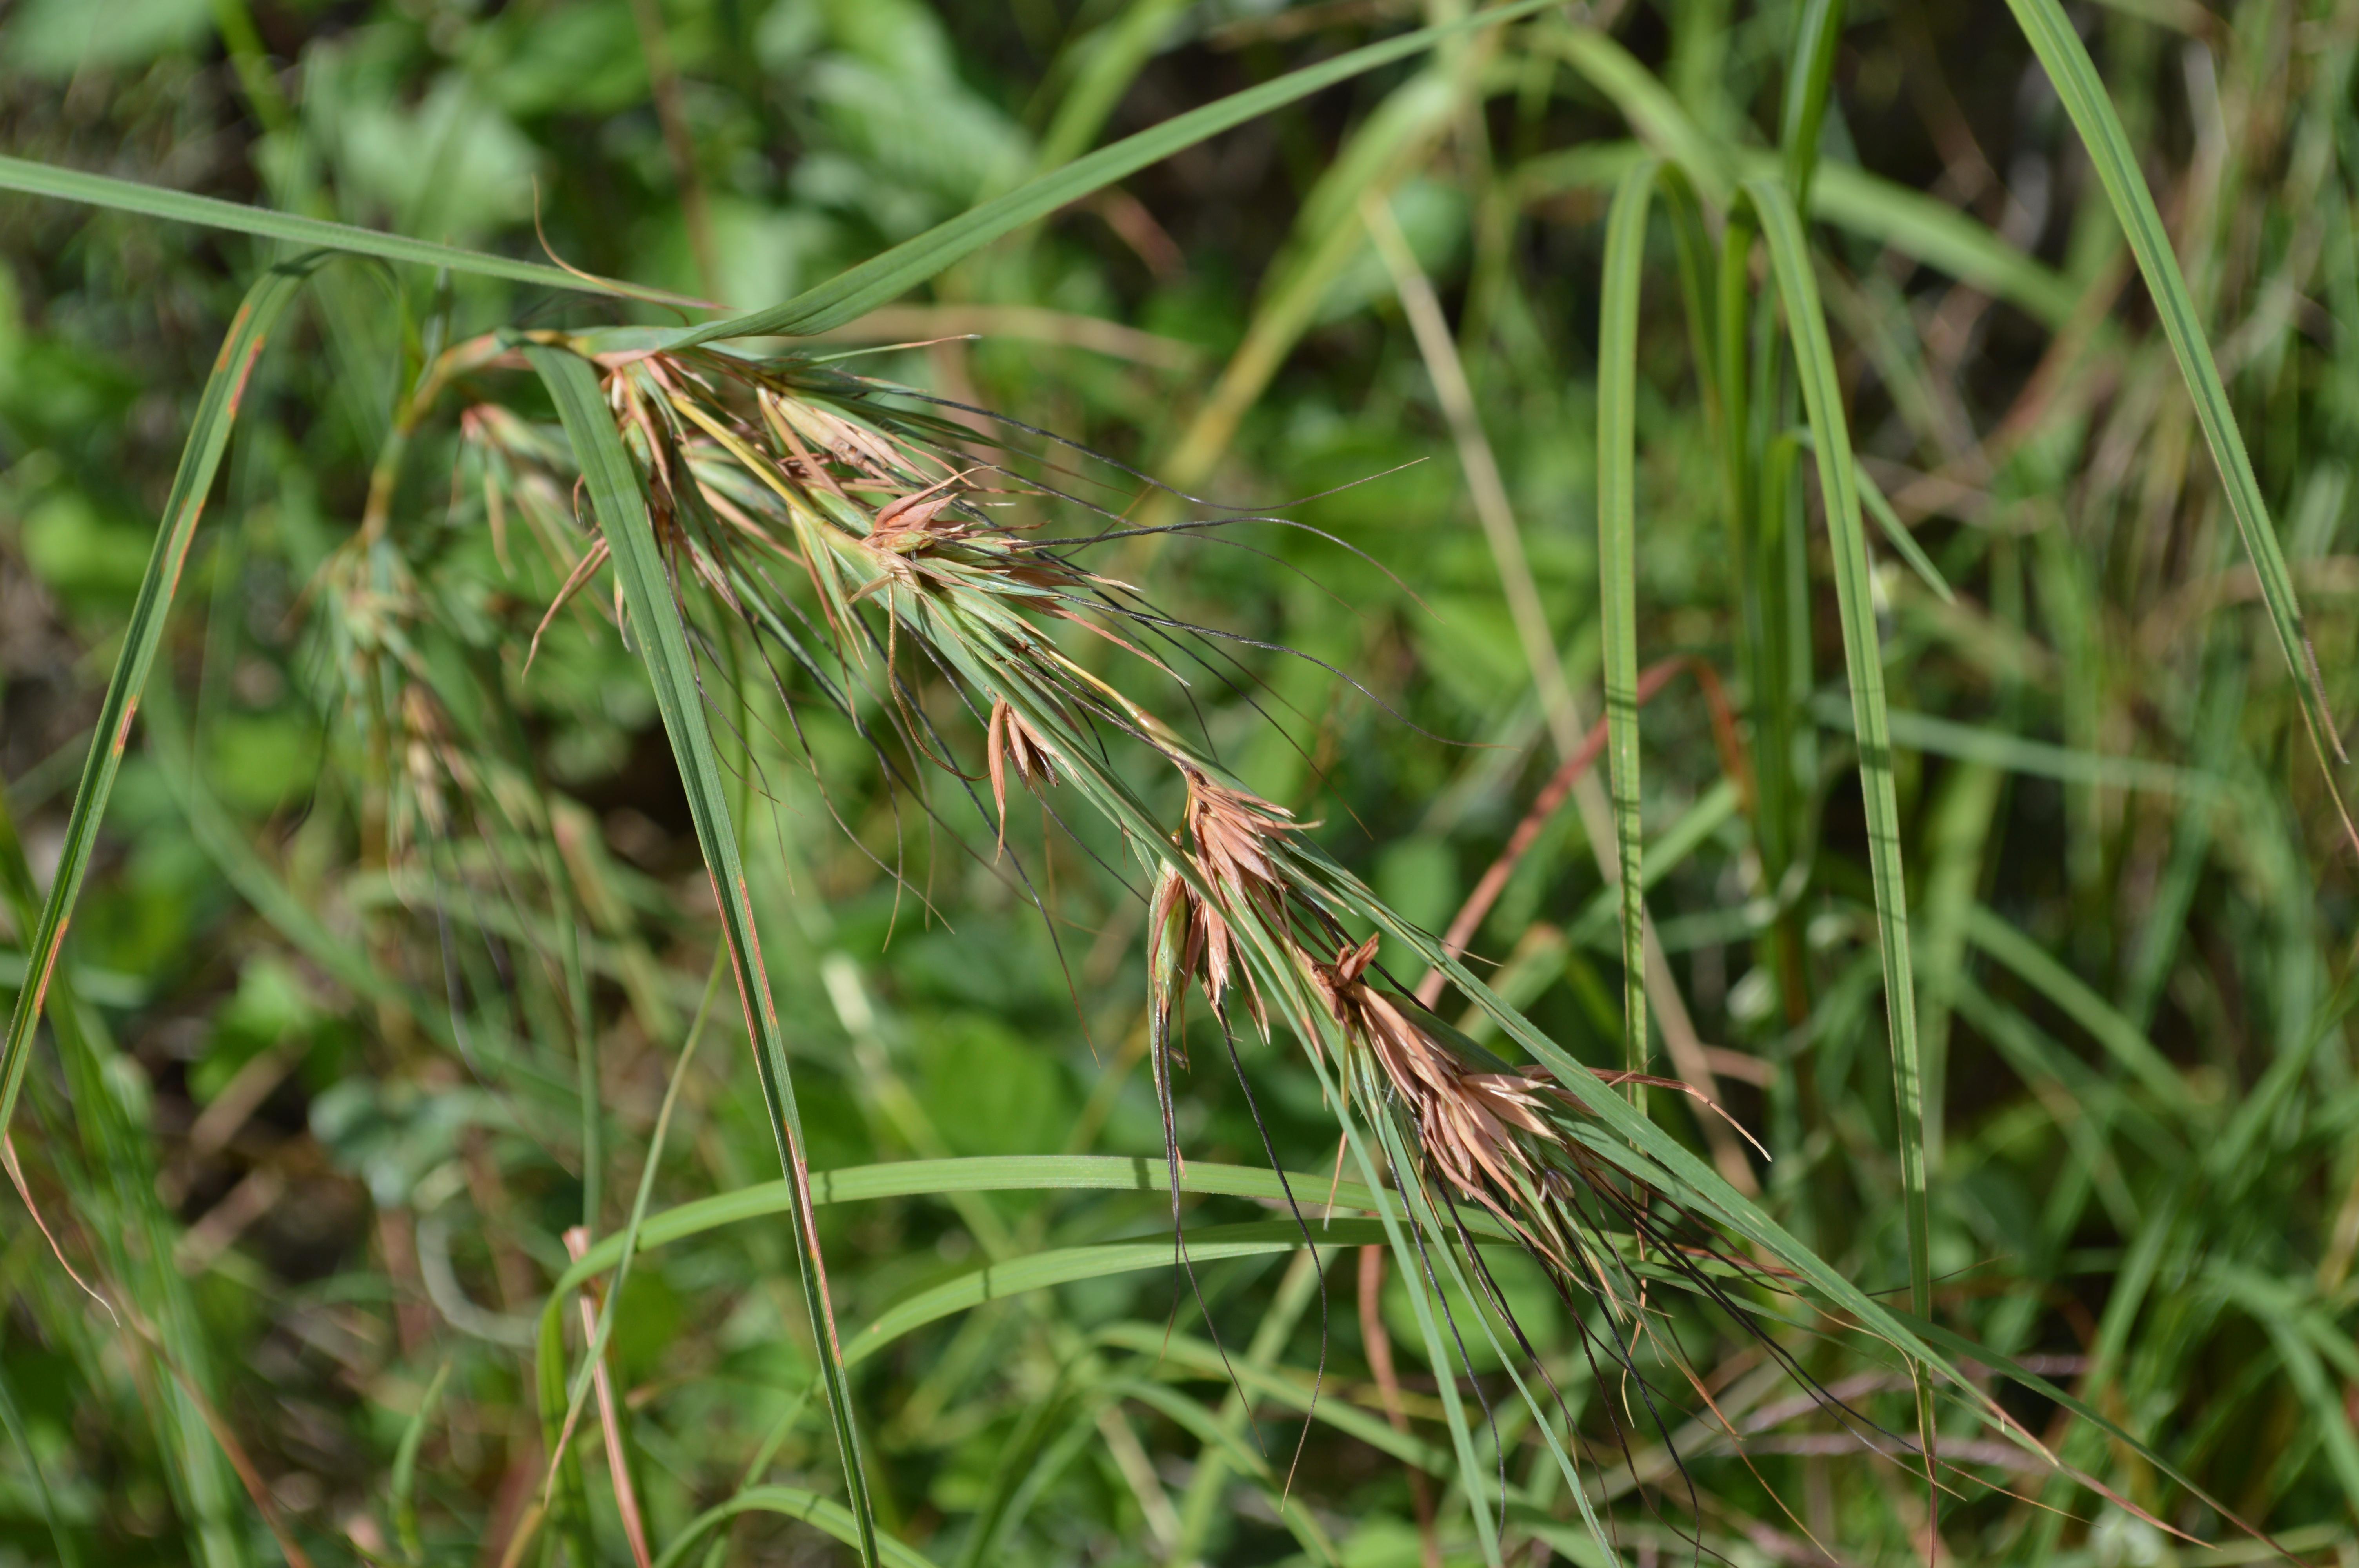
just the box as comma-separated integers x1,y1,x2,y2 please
0,155,698,304
2005,0,2354,806
523,343,881,1567
670,0,1558,344
1597,160,1655,1087
549,1155,1429,1289
0,256,320,1143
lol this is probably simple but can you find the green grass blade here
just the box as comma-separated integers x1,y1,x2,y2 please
1517,142,2079,327
1777,0,1844,207
0,1354,77,1568
0,256,319,1143
391,1360,452,1564
1597,160,1656,1085
1147,67,1459,511
1960,904,2197,1116
1896,1307,2289,1547
523,343,880,1567
1547,29,1730,199
0,155,696,303
2005,0,2353,793
1094,1324,1454,1475
669,0,1558,345
1809,695,2218,796
1110,1377,1339,1564
846,1223,1383,1367
1854,453,1956,604
1742,176,1930,1319
652,1488,941,1568
1778,428,1957,603
1034,0,1191,172
1801,160,2079,327
549,1155,1426,1290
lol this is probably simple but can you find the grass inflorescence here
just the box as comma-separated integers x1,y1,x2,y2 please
0,1,2356,1565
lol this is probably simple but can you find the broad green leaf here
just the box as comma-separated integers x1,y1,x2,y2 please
669,0,1559,345
523,343,880,1567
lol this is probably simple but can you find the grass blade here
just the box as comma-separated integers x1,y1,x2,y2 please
0,1346,77,1568
2005,0,2354,809
523,343,880,1567
391,1360,452,1564
1776,0,1844,208
0,256,320,1143
669,0,1559,344
1960,904,2197,1116
0,155,697,304
652,1488,941,1568
1597,160,1655,1086
1516,142,2080,327
1741,177,1930,1318
550,1155,1423,1289
1146,66,1460,508
1744,172,1945,1553
1034,0,1192,173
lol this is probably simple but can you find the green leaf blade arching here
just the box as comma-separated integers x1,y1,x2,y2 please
2003,0,2352,799
522,343,882,1568
0,154,699,304
0,256,321,1142
668,0,1560,345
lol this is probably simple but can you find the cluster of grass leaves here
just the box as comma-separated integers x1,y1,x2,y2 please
1,0,2357,1564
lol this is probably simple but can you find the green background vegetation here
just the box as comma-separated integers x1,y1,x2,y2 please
1,0,2356,1563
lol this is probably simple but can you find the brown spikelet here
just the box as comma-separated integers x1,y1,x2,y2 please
1308,935,1766,1242
1146,860,1251,1035
1181,766,1299,916
985,697,1060,857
